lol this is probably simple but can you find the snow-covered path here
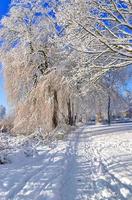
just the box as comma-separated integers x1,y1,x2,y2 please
1,123,132,200
61,123,132,200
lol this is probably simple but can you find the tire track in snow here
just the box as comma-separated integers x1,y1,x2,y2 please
85,127,132,200
59,124,132,200
58,127,85,200
3,123,132,200
7,148,64,200
7,128,81,200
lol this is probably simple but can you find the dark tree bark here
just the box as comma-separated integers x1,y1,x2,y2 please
33,73,38,87
52,90,58,128
29,41,34,54
107,94,111,125
38,50,48,74
72,102,76,125
67,99,73,126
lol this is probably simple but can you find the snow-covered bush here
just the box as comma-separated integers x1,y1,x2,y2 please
0,116,14,133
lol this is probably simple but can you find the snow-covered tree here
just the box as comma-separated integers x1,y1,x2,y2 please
0,0,131,133
100,68,129,124
0,0,60,105
56,0,132,83
0,0,81,133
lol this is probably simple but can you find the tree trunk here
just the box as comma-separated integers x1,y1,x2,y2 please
67,99,73,126
107,94,111,125
29,41,34,54
72,102,76,125
38,50,48,74
96,112,103,125
52,90,58,128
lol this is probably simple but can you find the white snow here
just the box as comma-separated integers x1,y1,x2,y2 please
0,123,132,199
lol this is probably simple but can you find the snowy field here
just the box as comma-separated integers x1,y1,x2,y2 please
0,123,132,200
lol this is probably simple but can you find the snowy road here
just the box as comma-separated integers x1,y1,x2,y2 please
1,123,132,200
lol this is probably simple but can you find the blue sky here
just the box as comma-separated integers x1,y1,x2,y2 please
0,0,10,109
0,0,10,19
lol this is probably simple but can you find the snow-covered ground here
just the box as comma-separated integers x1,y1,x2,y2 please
0,123,132,200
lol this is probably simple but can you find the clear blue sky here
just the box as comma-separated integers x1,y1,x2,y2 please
0,1,10,19
0,0,10,109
